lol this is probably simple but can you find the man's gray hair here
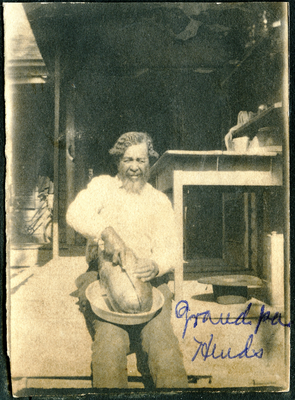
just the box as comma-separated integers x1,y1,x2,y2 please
109,132,159,159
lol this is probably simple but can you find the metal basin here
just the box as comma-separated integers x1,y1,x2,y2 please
86,280,164,325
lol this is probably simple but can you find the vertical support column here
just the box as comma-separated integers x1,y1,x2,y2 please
53,47,60,259
244,192,250,269
250,192,257,273
265,231,284,307
173,170,183,302
244,192,249,269
66,91,76,245
281,3,290,379
222,192,226,260
256,190,264,278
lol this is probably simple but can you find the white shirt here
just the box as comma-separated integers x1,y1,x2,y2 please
66,175,181,276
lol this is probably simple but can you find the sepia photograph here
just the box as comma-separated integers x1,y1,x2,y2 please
4,2,290,396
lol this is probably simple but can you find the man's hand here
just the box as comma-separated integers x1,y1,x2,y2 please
101,226,127,265
133,258,159,282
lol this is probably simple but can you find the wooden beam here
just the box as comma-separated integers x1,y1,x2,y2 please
244,192,249,270
173,170,183,302
66,91,76,245
52,46,60,259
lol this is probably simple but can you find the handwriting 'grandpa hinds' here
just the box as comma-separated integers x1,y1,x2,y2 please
175,300,291,339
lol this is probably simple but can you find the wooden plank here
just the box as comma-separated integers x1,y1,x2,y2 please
244,193,249,270
156,165,173,192
52,47,60,259
173,170,183,302
222,193,225,260
265,232,284,307
66,93,76,245
250,192,258,272
228,103,283,140
174,170,282,187
150,151,281,180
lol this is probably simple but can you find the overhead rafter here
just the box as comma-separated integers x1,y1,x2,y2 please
22,2,267,78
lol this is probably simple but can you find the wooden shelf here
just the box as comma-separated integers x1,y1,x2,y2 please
232,102,283,139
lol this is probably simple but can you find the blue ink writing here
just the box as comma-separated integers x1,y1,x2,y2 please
254,305,291,334
175,300,252,339
175,300,291,338
192,334,263,361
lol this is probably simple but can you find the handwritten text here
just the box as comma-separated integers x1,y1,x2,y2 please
175,300,291,339
192,334,263,361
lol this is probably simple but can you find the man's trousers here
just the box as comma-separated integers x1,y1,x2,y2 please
75,271,188,388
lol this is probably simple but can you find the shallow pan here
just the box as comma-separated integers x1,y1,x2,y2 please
86,280,164,325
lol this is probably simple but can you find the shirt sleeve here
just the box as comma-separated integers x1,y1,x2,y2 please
66,176,112,240
150,194,182,277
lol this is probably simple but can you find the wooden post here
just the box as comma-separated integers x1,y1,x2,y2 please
244,192,249,270
53,47,60,259
250,192,258,273
66,91,76,245
281,2,290,375
173,170,183,302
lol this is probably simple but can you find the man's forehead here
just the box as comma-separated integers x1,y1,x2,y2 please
123,143,148,158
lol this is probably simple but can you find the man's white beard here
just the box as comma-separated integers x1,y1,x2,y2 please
118,167,150,194
121,178,146,194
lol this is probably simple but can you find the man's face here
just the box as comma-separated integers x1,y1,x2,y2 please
118,142,150,193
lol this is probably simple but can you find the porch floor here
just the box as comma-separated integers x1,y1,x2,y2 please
8,247,284,394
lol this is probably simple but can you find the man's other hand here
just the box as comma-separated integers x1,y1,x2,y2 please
134,259,159,282
101,226,127,265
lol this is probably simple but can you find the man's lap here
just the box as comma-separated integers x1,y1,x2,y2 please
75,272,187,387
75,271,176,352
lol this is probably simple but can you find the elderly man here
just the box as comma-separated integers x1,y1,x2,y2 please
66,132,188,388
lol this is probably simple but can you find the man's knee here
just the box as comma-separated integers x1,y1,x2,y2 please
141,325,188,387
149,342,183,365
147,346,187,388
92,321,130,355
141,315,180,354
91,322,130,388
150,346,188,388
